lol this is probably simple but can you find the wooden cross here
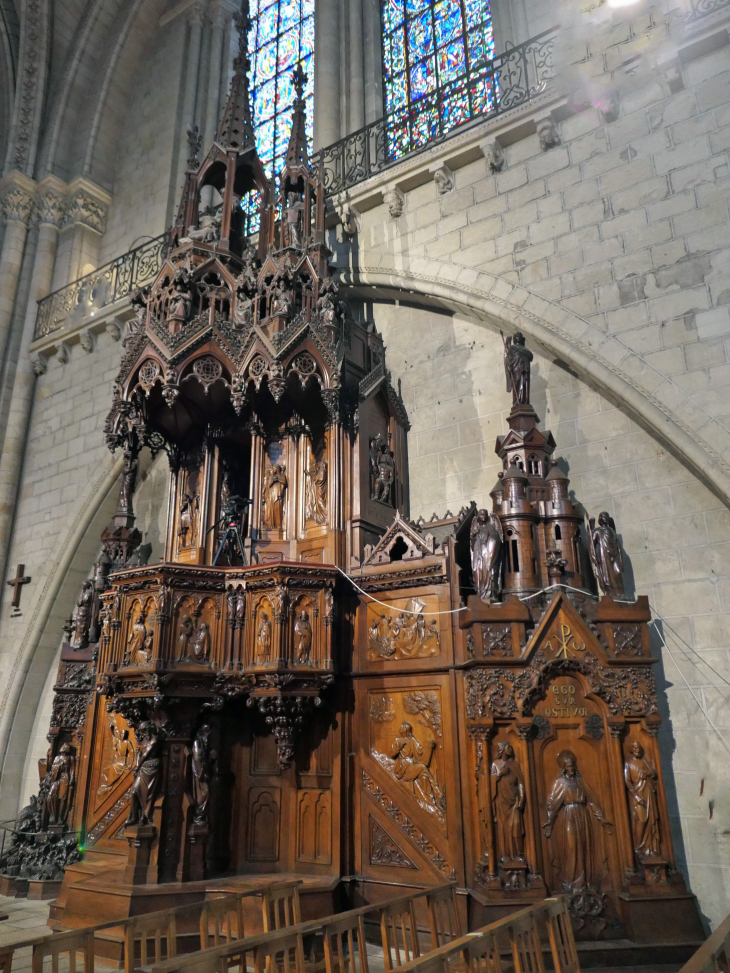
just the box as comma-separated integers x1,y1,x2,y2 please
7,564,31,609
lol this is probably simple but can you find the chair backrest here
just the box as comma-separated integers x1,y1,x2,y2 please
503,910,545,973
424,885,461,950
252,929,306,973
124,909,178,973
323,912,370,973
460,930,505,973
261,881,303,933
200,894,245,950
32,929,95,973
380,896,421,972
540,898,578,973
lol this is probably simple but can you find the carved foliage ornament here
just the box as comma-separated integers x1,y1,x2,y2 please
370,817,416,868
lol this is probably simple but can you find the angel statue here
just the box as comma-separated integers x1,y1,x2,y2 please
470,508,504,602
501,330,533,406
586,510,625,599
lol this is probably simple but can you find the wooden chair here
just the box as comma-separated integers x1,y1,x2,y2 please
200,894,245,949
425,885,461,950
460,930,505,973
541,898,578,973
124,909,178,973
380,897,421,972
252,930,307,973
261,882,303,933
31,929,95,973
322,913,369,973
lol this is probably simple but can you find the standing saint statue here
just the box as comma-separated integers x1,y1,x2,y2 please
373,445,395,504
45,744,76,827
262,464,287,529
294,610,312,663
72,580,95,649
178,490,199,548
304,457,328,525
119,446,139,514
470,509,504,602
543,750,613,891
178,615,194,659
191,621,211,663
502,331,533,406
189,725,216,826
586,511,625,599
491,742,526,861
256,611,272,663
127,612,147,665
126,723,164,827
624,741,661,860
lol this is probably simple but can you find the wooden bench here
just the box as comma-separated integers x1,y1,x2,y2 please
677,910,730,973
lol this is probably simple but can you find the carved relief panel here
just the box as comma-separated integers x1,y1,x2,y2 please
357,585,453,672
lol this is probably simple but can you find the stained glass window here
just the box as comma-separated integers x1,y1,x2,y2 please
247,0,315,178
383,0,495,157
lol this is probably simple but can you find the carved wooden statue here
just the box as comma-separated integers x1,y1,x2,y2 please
624,741,661,860
502,330,533,405
126,723,164,827
294,611,312,663
256,612,272,663
305,458,327,524
491,743,525,862
543,751,613,892
262,465,287,528
586,511,625,599
386,722,445,816
191,622,211,663
190,725,216,826
72,580,94,649
45,744,76,828
470,509,503,601
127,613,147,665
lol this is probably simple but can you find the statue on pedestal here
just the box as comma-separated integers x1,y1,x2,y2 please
126,723,164,827
491,742,526,862
262,465,287,529
256,612,272,663
502,331,533,406
294,610,312,664
190,725,216,826
72,580,95,649
586,511,625,599
470,509,504,602
624,741,661,860
45,744,76,828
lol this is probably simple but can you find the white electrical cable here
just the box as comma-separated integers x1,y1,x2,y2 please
336,567,467,615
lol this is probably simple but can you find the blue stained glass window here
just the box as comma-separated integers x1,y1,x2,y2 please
382,0,494,159
247,0,314,179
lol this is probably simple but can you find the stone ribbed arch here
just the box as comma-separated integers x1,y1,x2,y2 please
0,452,124,819
338,257,730,510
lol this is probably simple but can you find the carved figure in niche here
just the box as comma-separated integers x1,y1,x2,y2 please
294,610,312,663
367,602,440,660
373,444,395,504
369,435,382,498
501,330,533,406
126,723,164,827
256,611,272,663
624,741,661,860
262,464,287,529
191,621,211,663
543,750,613,891
45,744,75,827
100,721,134,793
470,509,504,602
72,580,94,649
226,585,236,620
285,194,305,249
127,612,147,665
305,457,328,525
491,742,526,862
190,725,216,826
178,488,199,548
177,614,194,659
119,446,139,513
386,722,446,816
236,586,246,623
168,272,193,332
586,512,625,599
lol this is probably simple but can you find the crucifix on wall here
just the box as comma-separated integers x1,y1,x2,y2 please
7,564,31,611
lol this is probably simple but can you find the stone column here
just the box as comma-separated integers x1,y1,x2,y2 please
313,0,341,149
348,0,365,134
0,179,64,588
362,0,384,124
0,176,34,371
174,1,206,199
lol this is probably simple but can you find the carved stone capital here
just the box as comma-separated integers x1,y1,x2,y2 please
1,184,34,225
35,188,66,227
428,162,454,196
64,190,108,233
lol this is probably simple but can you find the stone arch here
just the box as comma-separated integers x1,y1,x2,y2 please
0,451,123,819
339,258,730,509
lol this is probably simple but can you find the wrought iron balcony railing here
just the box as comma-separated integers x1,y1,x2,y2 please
35,232,169,340
35,30,557,342
685,0,730,22
313,28,557,196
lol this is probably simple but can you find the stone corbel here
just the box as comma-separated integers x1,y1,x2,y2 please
535,113,560,151
106,321,122,342
383,184,405,220
428,161,454,196
56,342,70,364
336,200,360,236
79,330,95,353
479,137,505,173
31,353,48,376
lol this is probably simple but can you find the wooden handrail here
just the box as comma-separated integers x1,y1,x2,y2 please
677,912,730,973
